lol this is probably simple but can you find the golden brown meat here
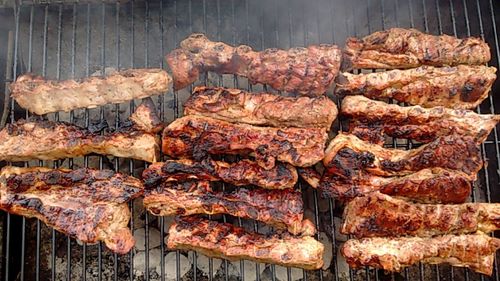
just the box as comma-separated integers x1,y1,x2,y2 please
0,119,160,162
323,133,482,179
166,33,341,96
142,158,297,190
342,95,500,144
320,168,472,204
167,216,324,270
184,87,337,129
144,181,314,235
343,28,490,70
10,69,171,115
341,233,500,275
129,98,164,134
336,66,496,109
0,166,143,254
162,115,327,169
342,192,500,238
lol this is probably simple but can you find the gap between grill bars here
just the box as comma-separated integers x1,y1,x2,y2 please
0,0,500,280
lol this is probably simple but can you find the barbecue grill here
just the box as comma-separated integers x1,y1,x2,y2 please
0,0,499,280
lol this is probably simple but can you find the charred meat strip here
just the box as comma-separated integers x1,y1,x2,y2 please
320,168,472,204
11,69,171,115
184,86,337,129
0,119,160,163
342,95,500,144
167,216,324,270
341,233,500,276
166,33,341,96
343,28,490,70
342,192,500,238
143,158,298,190
0,166,143,254
336,65,496,109
162,115,327,169
144,181,314,235
323,133,482,179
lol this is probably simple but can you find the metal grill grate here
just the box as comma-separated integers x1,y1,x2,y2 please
0,0,500,280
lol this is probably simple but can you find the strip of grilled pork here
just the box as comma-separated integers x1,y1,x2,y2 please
319,168,472,203
0,166,143,254
342,95,500,144
341,233,500,275
336,65,496,109
162,115,327,169
167,216,324,270
323,133,482,179
144,181,314,235
343,28,490,70
11,69,171,115
143,158,297,190
184,86,337,129
166,33,341,96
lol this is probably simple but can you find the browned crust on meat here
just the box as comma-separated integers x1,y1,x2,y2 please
336,66,496,109
166,33,341,96
167,216,324,269
341,234,500,275
343,28,491,70
319,168,472,204
142,158,298,190
10,69,171,115
0,166,143,254
323,133,482,179
297,167,321,189
162,115,327,169
129,98,164,134
0,119,160,162
342,192,500,238
144,181,313,235
184,86,337,129
342,95,500,144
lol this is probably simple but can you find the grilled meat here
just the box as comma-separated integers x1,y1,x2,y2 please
10,69,171,115
297,167,321,189
129,98,164,134
342,95,500,144
0,166,143,254
144,181,314,235
0,119,159,162
336,65,496,109
341,233,500,275
323,133,482,179
342,192,500,238
184,87,337,129
143,158,298,190
167,216,324,270
320,168,472,204
162,115,327,169
166,33,341,96
343,28,490,70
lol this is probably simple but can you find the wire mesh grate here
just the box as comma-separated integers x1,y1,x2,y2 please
0,0,499,280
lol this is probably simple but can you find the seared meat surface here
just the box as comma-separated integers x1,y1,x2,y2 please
323,133,482,179
143,158,297,190
184,87,337,129
167,216,324,270
341,233,500,275
343,28,490,70
0,119,160,162
342,96,500,144
342,192,500,238
129,98,164,134
144,181,314,235
336,65,496,109
162,115,327,169
166,33,341,96
0,166,143,254
11,69,171,115
320,168,472,204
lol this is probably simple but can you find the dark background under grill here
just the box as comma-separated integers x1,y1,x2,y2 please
0,0,500,280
